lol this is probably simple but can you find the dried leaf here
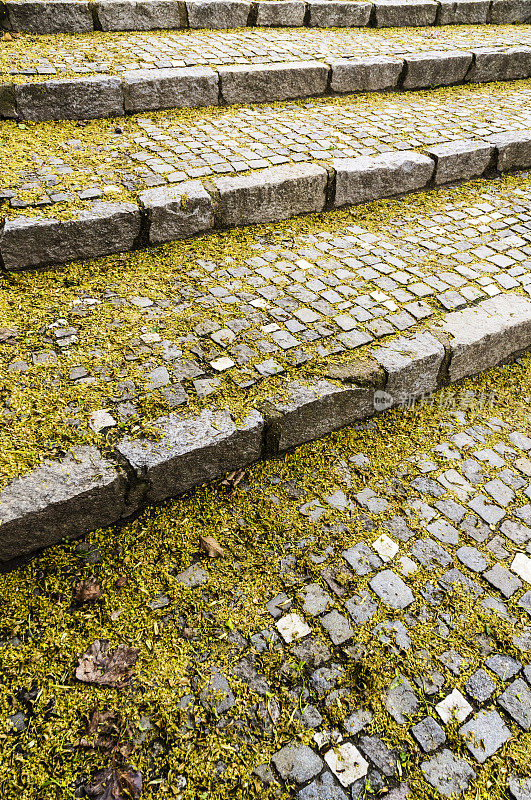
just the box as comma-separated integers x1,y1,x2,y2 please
75,576,102,604
79,710,121,751
76,641,139,687
86,766,142,800
200,535,224,558
219,469,246,490
115,576,128,589
0,327,17,344
1,32,13,42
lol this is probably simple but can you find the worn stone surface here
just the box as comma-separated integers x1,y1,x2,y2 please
123,66,218,112
14,76,124,122
333,152,435,208
437,0,490,25
117,408,264,502
460,710,511,763
140,180,214,243
468,46,531,83
403,50,472,89
374,0,438,27
439,293,531,382
330,56,402,93
254,0,305,26
307,0,372,27
374,332,445,405
426,139,493,185
219,61,328,105
421,749,475,796
0,448,126,562
5,0,93,32
186,0,250,27
272,742,323,783
489,0,531,23
215,163,327,227
95,0,186,30
498,679,531,730
0,203,141,272
489,130,531,171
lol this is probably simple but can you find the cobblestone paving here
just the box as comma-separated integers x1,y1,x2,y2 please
0,356,529,799
2,173,531,488
4,25,531,81
3,80,531,215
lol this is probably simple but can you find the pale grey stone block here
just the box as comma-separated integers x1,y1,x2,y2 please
424,139,493,184
254,0,305,26
468,46,531,83
116,409,264,502
488,130,531,171
123,66,218,111
333,151,434,208
374,0,438,27
214,163,327,227
402,50,472,89
330,56,402,93
140,180,214,243
438,293,531,382
0,202,141,271
4,0,93,32
437,0,489,24
95,0,186,29
219,61,328,105
262,379,375,453
374,332,445,404
307,0,372,27
14,76,124,121
0,447,126,562
489,0,531,23
186,0,250,27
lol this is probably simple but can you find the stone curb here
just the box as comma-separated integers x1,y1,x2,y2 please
3,45,531,121
1,0,530,33
1,133,530,272
2,289,531,563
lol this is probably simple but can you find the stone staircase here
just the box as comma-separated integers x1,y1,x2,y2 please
1,8,531,557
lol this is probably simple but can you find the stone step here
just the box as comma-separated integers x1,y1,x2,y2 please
2,0,530,34
4,27,531,121
2,168,531,560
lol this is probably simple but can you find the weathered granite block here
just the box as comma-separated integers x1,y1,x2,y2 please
424,139,493,184
0,447,126,562
438,293,531,382
186,0,250,27
307,0,372,27
123,66,218,111
262,380,375,454
219,61,328,104
436,0,489,24
333,151,434,208
14,76,124,121
0,202,141,271
0,83,16,119
140,180,214,243
95,0,186,29
402,50,472,89
468,46,531,83
4,0,93,32
254,0,305,25
330,56,403,93
488,130,531,171
374,332,445,404
116,409,264,502
374,0,438,27
214,163,327,226
488,0,531,23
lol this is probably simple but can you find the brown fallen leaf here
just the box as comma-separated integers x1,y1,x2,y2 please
115,576,128,589
1,32,13,42
79,709,121,751
76,641,139,687
85,766,142,800
75,576,102,604
200,535,224,558
0,327,17,344
219,469,246,490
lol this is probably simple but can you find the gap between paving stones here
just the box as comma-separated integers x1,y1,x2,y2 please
4,44,531,121
2,0,531,34
1,132,531,272
2,286,531,563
